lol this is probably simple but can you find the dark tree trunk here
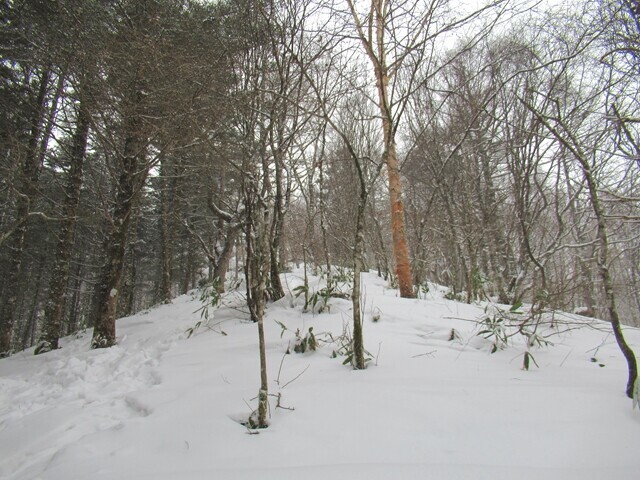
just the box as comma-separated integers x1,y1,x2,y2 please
65,259,84,335
91,88,147,349
91,196,135,348
181,239,198,294
118,229,137,318
38,96,90,353
0,68,51,356
268,153,286,301
351,183,367,370
582,166,637,398
22,267,45,350
159,157,175,303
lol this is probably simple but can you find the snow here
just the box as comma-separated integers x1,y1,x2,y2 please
1,269,639,480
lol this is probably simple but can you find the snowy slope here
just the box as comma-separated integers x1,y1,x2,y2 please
1,270,639,480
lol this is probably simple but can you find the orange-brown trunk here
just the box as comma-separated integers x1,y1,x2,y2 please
385,140,415,298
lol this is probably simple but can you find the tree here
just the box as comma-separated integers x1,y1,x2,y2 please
34,0,107,354
91,0,229,348
338,0,507,298
343,0,415,297
37,86,91,353
516,3,638,397
297,21,386,369
0,0,66,355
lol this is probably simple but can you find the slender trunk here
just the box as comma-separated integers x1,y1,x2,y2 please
532,100,638,397
159,160,174,303
66,256,85,335
38,96,90,353
562,159,595,314
479,154,510,303
256,226,269,427
245,177,270,427
581,164,637,398
181,240,195,295
351,186,367,370
257,307,269,427
269,152,286,300
318,156,331,275
38,73,65,167
436,179,467,295
370,198,390,281
269,239,284,300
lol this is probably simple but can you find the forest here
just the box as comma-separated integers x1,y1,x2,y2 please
1,0,639,399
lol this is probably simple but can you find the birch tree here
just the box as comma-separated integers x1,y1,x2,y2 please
337,0,507,298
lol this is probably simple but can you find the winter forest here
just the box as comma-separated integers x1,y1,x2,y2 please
2,0,640,455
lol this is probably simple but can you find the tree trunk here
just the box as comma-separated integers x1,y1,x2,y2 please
65,256,85,335
582,164,637,398
244,178,270,428
256,304,269,428
346,0,415,298
159,158,175,303
118,231,137,318
351,184,367,370
529,102,638,398
38,94,90,353
372,2,413,298
268,149,287,300
22,267,45,350
91,89,147,349
91,204,133,348
385,140,415,298
0,68,51,356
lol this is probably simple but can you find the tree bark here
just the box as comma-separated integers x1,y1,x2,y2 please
0,68,51,356
91,88,147,349
268,158,286,300
351,181,367,370
213,227,238,292
159,158,175,303
244,176,270,427
38,93,90,353
347,0,415,298
118,227,137,318
385,141,414,298
582,165,637,398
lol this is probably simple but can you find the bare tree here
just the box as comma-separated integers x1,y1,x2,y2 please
333,0,509,298
516,5,638,397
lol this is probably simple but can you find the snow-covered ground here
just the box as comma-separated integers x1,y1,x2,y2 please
1,269,639,480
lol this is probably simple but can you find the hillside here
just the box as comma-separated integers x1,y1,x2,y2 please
1,270,639,480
